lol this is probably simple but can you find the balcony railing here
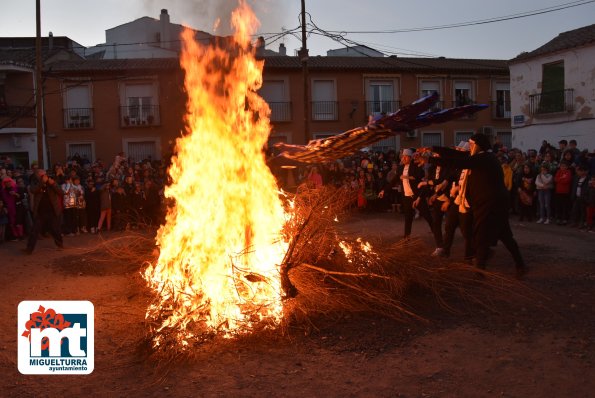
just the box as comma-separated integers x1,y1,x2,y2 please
365,100,401,117
425,100,444,113
312,101,338,121
491,101,511,119
63,108,94,129
530,89,574,115
120,105,160,127
268,102,292,122
0,105,35,118
447,100,477,119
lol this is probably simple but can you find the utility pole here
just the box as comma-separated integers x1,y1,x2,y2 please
35,0,44,168
298,0,310,144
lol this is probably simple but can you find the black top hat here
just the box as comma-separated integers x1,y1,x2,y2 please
469,133,491,152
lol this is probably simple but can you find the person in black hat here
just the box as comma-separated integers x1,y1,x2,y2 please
428,133,527,278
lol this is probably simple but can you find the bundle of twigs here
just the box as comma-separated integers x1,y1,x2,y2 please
279,185,533,328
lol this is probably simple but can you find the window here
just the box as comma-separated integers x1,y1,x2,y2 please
63,84,93,129
67,142,94,163
267,133,290,156
533,61,567,114
420,80,441,110
366,79,398,116
312,133,336,140
128,96,152,121
0,151,29,169
260,80,291,121
369,136,398,153
496,131,512,149
121,83,159,126
494,82,511,118
454,81,473,106
455,131,473,145
542,62,564,94
127,141,157,163
311,80,337,120
422,131,442,147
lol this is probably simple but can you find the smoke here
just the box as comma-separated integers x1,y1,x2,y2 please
140,0,294,39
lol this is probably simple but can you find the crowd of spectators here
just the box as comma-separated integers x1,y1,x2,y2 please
0,152,167,244
1,138,594,246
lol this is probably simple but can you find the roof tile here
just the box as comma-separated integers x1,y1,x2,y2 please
511,23,595,62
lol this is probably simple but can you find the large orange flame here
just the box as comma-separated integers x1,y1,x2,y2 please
144,1,288,346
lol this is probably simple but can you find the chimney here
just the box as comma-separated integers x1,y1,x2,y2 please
160,9,171,49
278,43,286,56
48,31,53,50
255,36,265,56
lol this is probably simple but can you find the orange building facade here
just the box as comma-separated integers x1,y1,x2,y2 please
3,53,511,168
261,57,512,154
42,58,185,165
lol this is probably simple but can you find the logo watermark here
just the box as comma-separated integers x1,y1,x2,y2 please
18,301,94,375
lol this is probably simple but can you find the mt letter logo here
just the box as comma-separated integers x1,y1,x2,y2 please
18,301,94,375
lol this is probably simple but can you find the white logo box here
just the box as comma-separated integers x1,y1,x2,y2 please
18,300,94,375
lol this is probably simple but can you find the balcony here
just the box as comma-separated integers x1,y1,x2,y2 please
64,108,94,129
120,105,160,127
312,101,339,120
491,101,511,119
312,101,338,121
268,102,292,122
365,100,401,117
0,105,35,118
425,100,444,113
530,89,574,115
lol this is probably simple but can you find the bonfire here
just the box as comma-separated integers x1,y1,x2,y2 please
142,1,527,353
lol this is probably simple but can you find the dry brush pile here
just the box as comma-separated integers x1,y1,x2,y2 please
89,185,534,357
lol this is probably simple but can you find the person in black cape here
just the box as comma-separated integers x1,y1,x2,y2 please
427,133,527,278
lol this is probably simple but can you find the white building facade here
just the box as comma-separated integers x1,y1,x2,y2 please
85,9,214,59
509,24,595,152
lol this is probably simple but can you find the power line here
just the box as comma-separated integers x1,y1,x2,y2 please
306,15,509,74
322,0,595,34
306,17,457,72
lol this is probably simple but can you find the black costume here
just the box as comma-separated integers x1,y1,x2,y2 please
429,134,526,273
384,160,430,239
26,177,64,253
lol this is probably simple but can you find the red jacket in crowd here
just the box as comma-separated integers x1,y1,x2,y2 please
554,168,573,194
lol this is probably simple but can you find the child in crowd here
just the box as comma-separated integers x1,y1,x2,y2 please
554,161,573,225
61,175,78,235
518,164,535,222
535,164,554,224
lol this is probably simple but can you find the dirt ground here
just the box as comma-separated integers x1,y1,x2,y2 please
1,214,594,398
